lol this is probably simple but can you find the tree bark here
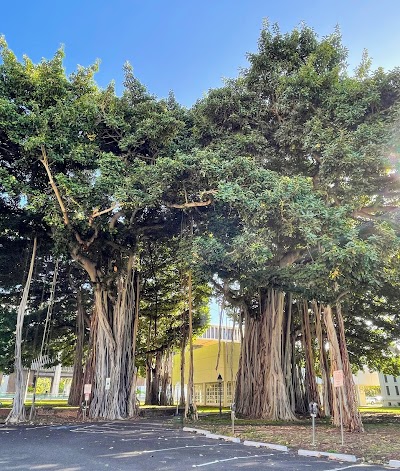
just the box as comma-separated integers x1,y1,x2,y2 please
159,350,173,406
128,272,141,416
87,254,139,419
324,304,363,432
336,302,364,432
185,271,198,419
235,288,296,420
6,237,37,424
300,300,320,409
145,354,153,405
313,301,332,417
68,288,86,406
179,322,186,406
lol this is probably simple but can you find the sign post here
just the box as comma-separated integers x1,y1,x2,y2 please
83,384,92,421
309,402,318,446
333,370,344,445
231,403,236,434
217,374,223,417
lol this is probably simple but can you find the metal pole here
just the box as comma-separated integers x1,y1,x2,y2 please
312,415,315,446
219,382,222,416
339,386,344,445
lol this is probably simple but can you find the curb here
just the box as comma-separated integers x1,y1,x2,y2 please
243,440,288,452
298,449,357,463
182,429,394,467
389,460,400,468
182,427,210,435
205,433,241,443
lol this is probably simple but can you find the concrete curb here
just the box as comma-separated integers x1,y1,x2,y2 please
182,427,210,435
243,440,288,452
298,449,357,463
205,433,241,443
183,428,394,466
388,460,400,468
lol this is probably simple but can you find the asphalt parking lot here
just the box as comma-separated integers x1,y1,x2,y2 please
0,419,392,470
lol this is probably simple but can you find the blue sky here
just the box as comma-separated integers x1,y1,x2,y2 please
1,1,399,107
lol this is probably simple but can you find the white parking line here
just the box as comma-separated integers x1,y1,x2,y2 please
120,436,198,441
192,455,264,467
70,425,175,435
99,443,233,458
321,465,372,471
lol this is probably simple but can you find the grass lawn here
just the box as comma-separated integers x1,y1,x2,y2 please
359,406,400,414
0,399,76,408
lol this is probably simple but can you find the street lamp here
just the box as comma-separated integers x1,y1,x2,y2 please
217,374,223,416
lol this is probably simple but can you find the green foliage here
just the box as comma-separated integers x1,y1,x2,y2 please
0,22,400,384
362,385,382,397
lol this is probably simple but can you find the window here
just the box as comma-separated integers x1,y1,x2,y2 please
194,384,203,404
396,386,399,396
226,381,236,404
386,386,390,396
394,377,397,383
206,382,223,405
384,375,388,382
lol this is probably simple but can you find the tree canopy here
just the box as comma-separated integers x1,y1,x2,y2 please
1,23,399,425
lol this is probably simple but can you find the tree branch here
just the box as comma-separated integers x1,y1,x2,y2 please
109,211,125,229
74,226,99,249
70,245,97,282
39,146,70,227
167,198,213,209
352,206,399,220
279,250,303,267
89,202,120,225
166,190,217,209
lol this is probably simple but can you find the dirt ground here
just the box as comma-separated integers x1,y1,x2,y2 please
196,412,400,464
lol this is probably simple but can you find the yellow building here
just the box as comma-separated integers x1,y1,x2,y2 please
172,325,241,407
172,325,400,408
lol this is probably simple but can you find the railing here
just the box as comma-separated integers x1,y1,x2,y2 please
0,393,70,401
199,325,241,342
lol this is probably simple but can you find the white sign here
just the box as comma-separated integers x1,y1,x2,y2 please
105,377,111,390
84,383,92,395
333,370,344,388
84,393,90,401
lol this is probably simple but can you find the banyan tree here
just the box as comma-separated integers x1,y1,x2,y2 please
1,21,399,429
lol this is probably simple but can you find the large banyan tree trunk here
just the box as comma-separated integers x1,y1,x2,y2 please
6,237,37,424
313,301,332,417
179,314,187,406
300,300,321,410
235,288,296,420
159,350,173,406
145,352,161,405
88,255,139,419
68,288,86,406
324,304,363,432
185,271,198,419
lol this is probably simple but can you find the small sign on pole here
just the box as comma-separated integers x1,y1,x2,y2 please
83,383,92,422
105,378,111,390
333,370,344,388
333,370,344,445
